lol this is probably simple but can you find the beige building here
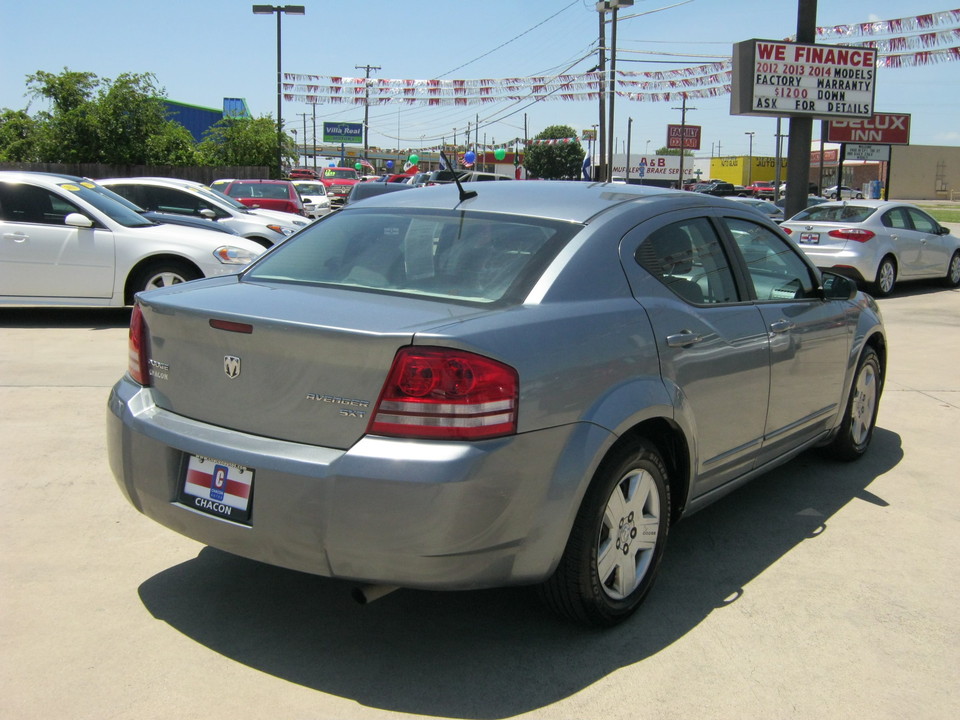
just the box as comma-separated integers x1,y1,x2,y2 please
704,144,960,200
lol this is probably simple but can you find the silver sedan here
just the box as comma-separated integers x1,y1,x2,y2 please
108,181,886,626
781,200,960,296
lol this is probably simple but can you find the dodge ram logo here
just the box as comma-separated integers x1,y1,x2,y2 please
224,356,241,379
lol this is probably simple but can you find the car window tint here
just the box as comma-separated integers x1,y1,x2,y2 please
724,218,817,300
882,208,910,229
245,210,573,304
906,208,938,233
0,183,71,224
635,218,738,304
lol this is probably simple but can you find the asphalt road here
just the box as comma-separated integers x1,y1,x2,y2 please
1,280,958,720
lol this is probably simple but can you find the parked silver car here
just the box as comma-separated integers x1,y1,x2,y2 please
99,177,303,248
0,171,263,307
108,181,886,626
781,200,960,296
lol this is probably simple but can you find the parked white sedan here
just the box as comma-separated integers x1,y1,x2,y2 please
781,200,960,296
0,172,264,307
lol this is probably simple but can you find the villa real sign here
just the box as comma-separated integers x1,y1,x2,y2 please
731,39,877,119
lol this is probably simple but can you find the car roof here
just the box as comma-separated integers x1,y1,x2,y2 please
336,180,728,223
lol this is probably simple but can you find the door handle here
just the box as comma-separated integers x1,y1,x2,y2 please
769,319,795,334
666,330,704,348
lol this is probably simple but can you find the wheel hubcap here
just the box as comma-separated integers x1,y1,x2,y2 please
850,363,878,446
950,255,960,284
878,263,895,293
147,272,185,290
597,468,661,600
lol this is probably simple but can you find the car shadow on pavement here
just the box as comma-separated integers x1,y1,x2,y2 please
138,428,902,718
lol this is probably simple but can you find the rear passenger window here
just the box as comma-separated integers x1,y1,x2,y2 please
635,218,738,304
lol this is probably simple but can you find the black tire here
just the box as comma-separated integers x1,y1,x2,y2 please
130,261,201,298
828,347,882,461
943,251,960,288
872,255,897,297
539,441,671,627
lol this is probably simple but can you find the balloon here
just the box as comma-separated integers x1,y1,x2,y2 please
494,148,506,161
464,151,476,164
329,162,335,167
386,160,394,169
355,162,362,170
408,154,419,164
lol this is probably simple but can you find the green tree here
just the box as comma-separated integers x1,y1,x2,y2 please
0,109,39,161
523,125,585,180
655,146,695,156
26,69,100,162
93,72,175,164
198,116,293,174
145,122,201,166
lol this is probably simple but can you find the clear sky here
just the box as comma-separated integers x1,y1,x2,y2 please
1,1,956,159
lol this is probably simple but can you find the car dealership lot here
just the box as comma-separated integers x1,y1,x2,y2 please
1,285,958,719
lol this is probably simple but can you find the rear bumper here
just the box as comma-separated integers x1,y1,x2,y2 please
107,376,609,590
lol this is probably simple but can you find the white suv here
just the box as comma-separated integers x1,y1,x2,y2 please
0,172,263,307
99,177,304,248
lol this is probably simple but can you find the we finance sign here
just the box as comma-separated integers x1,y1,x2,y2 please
731,39,877,119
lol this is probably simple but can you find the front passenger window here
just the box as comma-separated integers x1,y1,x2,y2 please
725,218,817,300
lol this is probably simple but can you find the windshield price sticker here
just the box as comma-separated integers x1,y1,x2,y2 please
733,39,877,119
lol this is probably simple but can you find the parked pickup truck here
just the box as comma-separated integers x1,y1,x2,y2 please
319,167,361,205
695,181,736,197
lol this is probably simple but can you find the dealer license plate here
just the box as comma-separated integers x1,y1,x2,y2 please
799,232,820,244
179,454,254,523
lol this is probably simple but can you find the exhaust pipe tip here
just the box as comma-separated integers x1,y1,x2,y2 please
352,584,400,605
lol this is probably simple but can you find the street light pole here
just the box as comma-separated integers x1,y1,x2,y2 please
745,131,755,186
252,4,305,178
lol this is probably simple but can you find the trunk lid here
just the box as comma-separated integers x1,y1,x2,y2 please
138,278,487,449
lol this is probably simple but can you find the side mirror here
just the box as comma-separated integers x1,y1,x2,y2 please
938,225,952,236
64,212,93,228
821,271,857,300
199,209,217,219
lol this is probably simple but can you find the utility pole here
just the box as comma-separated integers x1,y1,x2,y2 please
597,10,606,183
785,0,817,219
297,112,309,165
672,95,696,189
355,63,380,163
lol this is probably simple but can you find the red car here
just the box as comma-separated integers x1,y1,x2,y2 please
220,179,305,216
288,167,320,180
743,181,776,199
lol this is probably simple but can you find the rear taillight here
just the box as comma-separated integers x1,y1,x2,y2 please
782,227,793,235
828,228,875,242
128,304,151,386
369,347,518,440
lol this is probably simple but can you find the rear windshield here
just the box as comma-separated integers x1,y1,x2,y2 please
244,209,575,304
791,204,876,223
